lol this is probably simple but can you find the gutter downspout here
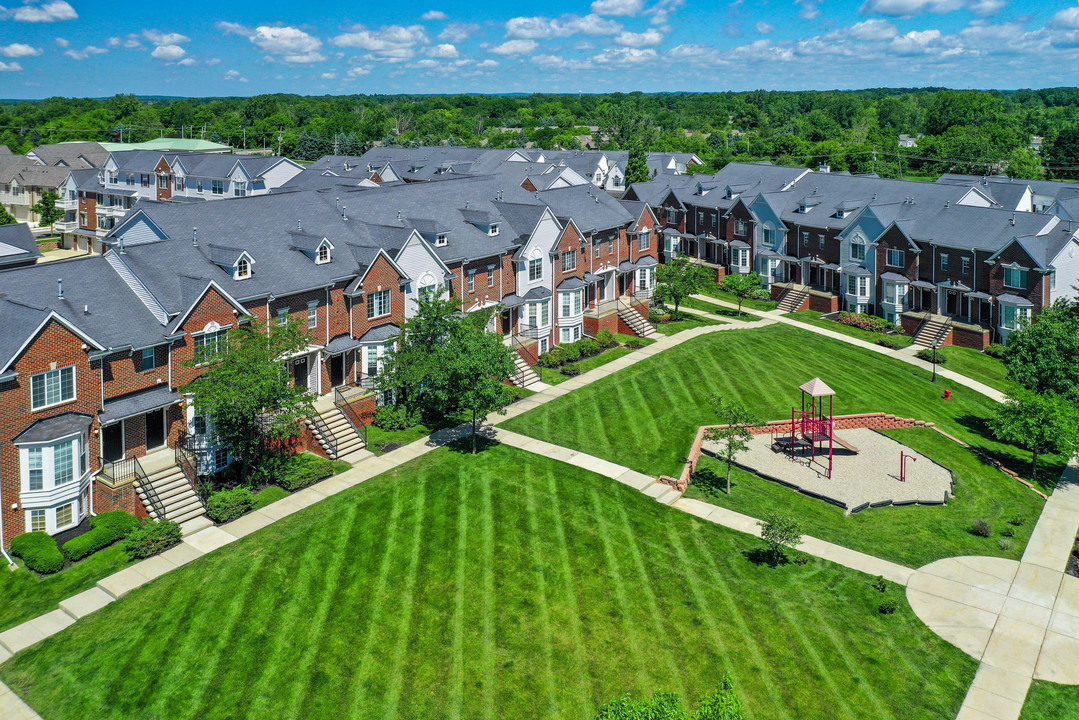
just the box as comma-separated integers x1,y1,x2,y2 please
0,494,13,566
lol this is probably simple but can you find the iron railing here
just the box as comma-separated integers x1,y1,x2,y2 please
334,387,369,448
102,457,165,520
508,333,540,367
516,322,547,340
308,412,338,459
174,431,207,503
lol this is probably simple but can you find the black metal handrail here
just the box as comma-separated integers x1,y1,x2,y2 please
103,456,165,520
508,333,540,367
334,387,369,448
174,431,206,502
308,412,338,459
516,322,546,340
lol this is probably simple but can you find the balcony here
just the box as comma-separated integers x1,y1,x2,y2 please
56,197,77,211
53,220,78,232
584,298,619,317
516,323,548,340
99,203,132,218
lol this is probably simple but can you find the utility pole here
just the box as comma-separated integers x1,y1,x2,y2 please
277,130,283,156
333,133,339,155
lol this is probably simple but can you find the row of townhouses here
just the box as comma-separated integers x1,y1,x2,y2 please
626,163,1079,348
0,155,660,549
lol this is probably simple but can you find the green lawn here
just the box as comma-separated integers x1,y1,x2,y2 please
1020,681,1079,719
501,324,1062,489
937,346,1010,393
783,311,914,347
650,313,725,336
366,389,533,453
538,337,657,385
0,442,976,720
698,283,777,311
681,296,756,320
252,485,289,510
684,428,1044,567
0,544,134,633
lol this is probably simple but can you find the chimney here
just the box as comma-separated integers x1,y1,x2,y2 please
57,278,63,299
192,227,198,247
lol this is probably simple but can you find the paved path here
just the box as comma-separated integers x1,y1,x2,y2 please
689,294,1006,402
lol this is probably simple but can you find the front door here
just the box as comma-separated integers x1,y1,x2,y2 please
293,356,309,390
102,423,123,462
145,408,165,450
329,354,344,388
501,310,512,336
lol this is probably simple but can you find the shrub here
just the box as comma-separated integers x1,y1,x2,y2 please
11,531,64,574
62,510,139,561
561,363,582,377
624,337,645,349
972,518,992,537
576,338,602,357
124,519,182,559
915,348,947,364
536,348,565,368
984,343,1007,359
836,311,897,334
872,575,888,593
206,487,255,523
876,337,903,350
1000,527,1015,538
878,599,899,615
757,512,803,565
999,538,1013,552
1009,514,1026,526
372,404,417,431
649,311,672,324
278,453,334,491
560,342,582,363
596,329,614,347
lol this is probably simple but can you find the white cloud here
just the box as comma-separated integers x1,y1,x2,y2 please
217,22,326,63
143,30,190,45
532,53,576,70
0,61,23,71
592,46,658,63
490,39,538,55
176,57,197,66
12,1,76,22
666,43,723,64
476,58,499,67
151,44,186,61
107,35,144,49
410,58,441,68
347,65,372,76
0,43,42,57
505,14,622,39
439,22,479,42
224,69,248,81
644,0,684,24
614,29,664,46
796,0,821,20
321,71,337,78
591,0,644,16
849,18,898,39
859,0,962,17
421,10,447,20
54,37,69,47
206,57,221,65
756,21,775,33
63,45,107,60
425,43,458,58
1052,7,1079,29
332,24,429,62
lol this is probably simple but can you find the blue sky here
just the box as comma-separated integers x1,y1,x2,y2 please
0,0,1077,97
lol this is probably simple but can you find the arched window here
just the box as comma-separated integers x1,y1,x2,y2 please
318,245,330,263
236,258,250,278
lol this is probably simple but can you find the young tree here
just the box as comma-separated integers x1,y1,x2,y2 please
377,294,461,420
1002,300,1079,395
720,272,767,316
0,204,16,226
445,311,517,454
654,256,712,315
183,318,315,480
694,673,746,720
758,512,803,566
624,138,650,185
30,191,64,230
704,397,761,495
989,388,1079,481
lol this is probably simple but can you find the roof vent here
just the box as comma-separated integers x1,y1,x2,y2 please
397,210,402,221
83,304,89,314
465,200,471,209
192,227,198,247
944,201,949,208
57,278,63,299
1010,213,1016,226
335,196,340,210
297,219,302,231
342,207,347,221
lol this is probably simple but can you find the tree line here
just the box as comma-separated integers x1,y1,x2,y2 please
4,88,1079,178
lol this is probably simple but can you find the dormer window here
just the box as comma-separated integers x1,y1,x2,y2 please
317,245,330,264
488,223,500,237
436,233,448,247
236,258,251,279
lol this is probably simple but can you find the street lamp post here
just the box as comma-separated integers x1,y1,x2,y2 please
931,341,938,383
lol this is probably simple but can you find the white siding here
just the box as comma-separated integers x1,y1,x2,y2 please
1049,237,1079,303
260,160,304,190
516,210,560,294
395,233,450,317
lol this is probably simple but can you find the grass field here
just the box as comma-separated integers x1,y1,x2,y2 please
1019,681,1079,719
783,310,914,347
936,346,1010,392
0,441,976,720
698,283,777,311
650,313,725,335
0,544,134,633
537,336,655,385
500,324,1062,488
681,296,755,319
685,428,1044,567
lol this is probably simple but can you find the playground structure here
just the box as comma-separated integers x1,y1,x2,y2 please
771,378,860,479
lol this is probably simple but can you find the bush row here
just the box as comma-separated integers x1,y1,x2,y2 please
206,487,254,523
537,331,612,368
62,510,139,561
837,311,903,335
11,532,64,574
915,348,947,364
124,519,183,559
373,404,420,431
278,453,335,491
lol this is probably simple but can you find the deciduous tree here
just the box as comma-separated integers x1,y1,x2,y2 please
1002,300,1079,395
31,190,63,230
719,272,767,316
989,388,1079,481
654,256,712,315
704,398,761,495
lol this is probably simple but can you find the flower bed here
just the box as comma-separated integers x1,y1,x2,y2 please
836,311,904,335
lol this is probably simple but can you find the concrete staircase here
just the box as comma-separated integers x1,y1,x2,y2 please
618,302,659,338
306,406,366,460
912,314,952,348
511,354,542,389
776,284,810,313
136,464,206,525
643,480,683,506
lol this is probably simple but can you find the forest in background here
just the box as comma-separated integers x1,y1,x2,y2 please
4,88,1079,180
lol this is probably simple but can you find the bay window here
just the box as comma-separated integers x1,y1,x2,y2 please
560,290,583,317
560,325,582,343
1002,305,1031,330
526,301,550,328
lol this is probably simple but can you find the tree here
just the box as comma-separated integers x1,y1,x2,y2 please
758,512,803,566
183,318,315,481
1006,148,1045,180
704,397,761,495
624,138,650,185
447,314,518,454
654,256,712,315
1046,125,1079,180
989,388,1079,481
0,204,16,226
31,190,63,230
1002,301,1079,395
694,674,745,720
378,294,462,420
719,272,767,316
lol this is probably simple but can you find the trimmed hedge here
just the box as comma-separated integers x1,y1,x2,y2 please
206,487,255,523
278,453,334,491
837,311,903,335
373,404,418,431
915,348,947,364
62,510,139,561
537,336,606,368
11,532,64,574
984,343,1006,359
124,519,182,559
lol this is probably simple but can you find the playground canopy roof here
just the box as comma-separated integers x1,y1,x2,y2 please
799,377,836,397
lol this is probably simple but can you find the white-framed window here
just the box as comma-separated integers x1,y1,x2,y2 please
639,229,650,250
55,501,74,529
847,275,869,297
276,308,289,326
31,366,75,410
851,241,866,262
887,249,905,267
214,447,230,471
526,300,550,328
236,258,251,279
733,248,749,268
801,231,809,247
487,267,495,287
735,219,747,235
194,329,227,363
885,283,907,305
819,234,825,249
940,253,949,271
107,171,118,184
317,245,330,263
488,223,500,236
962,257,971,275
368,289,391,318
560,325,582,343
1002,304,1031,330
594,239,602,258
157,175,168,189
419,283,438,299
528,258,542,282
467,271,476,293
234,181,247,197
562,250,577,272
27,448,43,491
560,289,583,317
125,174,135,187
763,226,775,246
176,176,184,191
141,347,157,371
29,509,46,533
638,266,655,291
307,301,318,329
140,174,150,187
20,437,81,493
211,180,224,195
436,233,448,247
1004,266,1027,289
196,179,204,193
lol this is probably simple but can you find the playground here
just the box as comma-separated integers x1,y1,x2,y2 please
703,378,954,512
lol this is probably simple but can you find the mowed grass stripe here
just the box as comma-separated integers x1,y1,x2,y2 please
448,469,468,719
522,471,562,715
769,601,858,719
480,464,497,720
